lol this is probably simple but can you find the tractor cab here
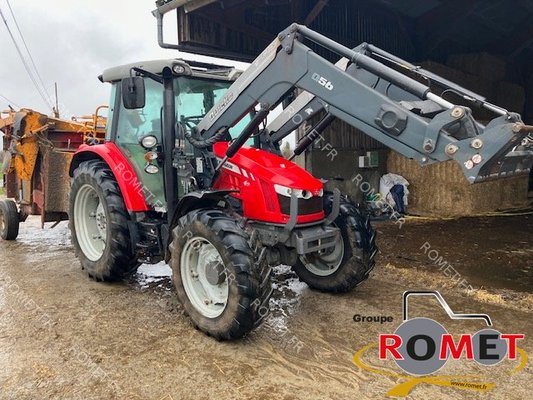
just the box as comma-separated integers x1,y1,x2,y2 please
97,59,247,209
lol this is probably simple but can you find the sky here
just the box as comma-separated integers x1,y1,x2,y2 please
0,0,250,118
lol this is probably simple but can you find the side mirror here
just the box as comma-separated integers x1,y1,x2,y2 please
121,77,145,109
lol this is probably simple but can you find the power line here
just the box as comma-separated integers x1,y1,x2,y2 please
0,93,20,108
0,6,51,108
0,5,53,110
5,0,52,102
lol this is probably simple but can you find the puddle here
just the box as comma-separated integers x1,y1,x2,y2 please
133,262,173,290
14,220,72,251
265,265,307,335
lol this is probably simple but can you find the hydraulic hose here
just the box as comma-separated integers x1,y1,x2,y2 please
184,126,228,149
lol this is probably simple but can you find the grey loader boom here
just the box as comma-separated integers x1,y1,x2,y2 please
195,23,532,183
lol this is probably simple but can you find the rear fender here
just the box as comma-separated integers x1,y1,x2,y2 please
69,143,150,212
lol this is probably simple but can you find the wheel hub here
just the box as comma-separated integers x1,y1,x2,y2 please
205,260,226,285
180,237,229,318
300,231,345,277
95,203,107,238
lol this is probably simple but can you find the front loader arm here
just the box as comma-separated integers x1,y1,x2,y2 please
197,24,533,183
266,57,350,144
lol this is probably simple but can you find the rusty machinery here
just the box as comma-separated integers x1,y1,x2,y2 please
0,107,107,239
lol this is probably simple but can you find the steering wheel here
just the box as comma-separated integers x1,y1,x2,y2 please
181,115,205,129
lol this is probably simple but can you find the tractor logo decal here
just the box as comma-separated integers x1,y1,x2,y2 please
215,157,241,175
311,73,334,90
208,91,234,121
352,291,528,397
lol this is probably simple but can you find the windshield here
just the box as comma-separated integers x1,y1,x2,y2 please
174,77,251,139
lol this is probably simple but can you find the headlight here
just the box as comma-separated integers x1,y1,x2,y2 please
274,184,318,199
140,135,158,149
144,164,160,174
173,64,186,74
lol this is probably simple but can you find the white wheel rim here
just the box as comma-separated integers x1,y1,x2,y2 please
300,236,345,277
74,184,107,261
180,237,229,318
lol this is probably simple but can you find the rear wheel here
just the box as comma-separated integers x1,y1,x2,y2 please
69,160,139,281
293,195,378,292
0,199,20,240
170,209,272,340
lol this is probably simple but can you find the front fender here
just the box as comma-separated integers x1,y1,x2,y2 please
70,143,150,212
163,190,237,262
169,190,237,229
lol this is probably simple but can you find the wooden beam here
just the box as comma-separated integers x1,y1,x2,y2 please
418,0,477,26
418,0,484,58
183,0,218,13
304,0,329,26
505,25,533,58
197,8,274,42
224,20,275,42
219,0,254,10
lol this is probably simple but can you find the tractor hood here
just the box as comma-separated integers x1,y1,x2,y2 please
213,142,323,194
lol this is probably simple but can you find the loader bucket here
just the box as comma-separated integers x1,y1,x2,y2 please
455,123,533,183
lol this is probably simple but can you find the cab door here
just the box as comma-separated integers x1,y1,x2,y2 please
114,79,165,209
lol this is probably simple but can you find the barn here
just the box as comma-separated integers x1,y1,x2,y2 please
166,0,533,215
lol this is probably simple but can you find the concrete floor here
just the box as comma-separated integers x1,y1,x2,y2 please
0,215,531,399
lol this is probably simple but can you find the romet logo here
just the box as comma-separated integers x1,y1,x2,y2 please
353,291,528,397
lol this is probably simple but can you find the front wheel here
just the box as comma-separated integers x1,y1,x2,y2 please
292,195,378,293
170,209,272,340
69,160,139,281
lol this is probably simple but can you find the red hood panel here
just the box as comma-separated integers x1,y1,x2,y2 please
213,142,323,192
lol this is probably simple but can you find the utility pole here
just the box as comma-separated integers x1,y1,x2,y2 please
53,82,59,118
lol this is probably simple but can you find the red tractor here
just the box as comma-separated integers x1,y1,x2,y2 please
68,57,377,340
66,18,531,339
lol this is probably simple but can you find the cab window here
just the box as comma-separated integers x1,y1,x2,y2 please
105,84,117,141
175,77,252,141
114,79,165,208
116,79,163,145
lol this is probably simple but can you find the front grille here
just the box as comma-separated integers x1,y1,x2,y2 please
277,195,323,215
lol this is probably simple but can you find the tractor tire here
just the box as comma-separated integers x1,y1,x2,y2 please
69,160,139,281
292,194,378,293
170,209,272,340
0,199,20,240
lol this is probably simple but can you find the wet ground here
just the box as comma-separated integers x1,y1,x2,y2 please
0,214,532,399
378,213,533,293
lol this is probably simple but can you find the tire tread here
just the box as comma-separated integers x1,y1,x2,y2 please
69,160,138,281
170,209,272,340
0,199,20,240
